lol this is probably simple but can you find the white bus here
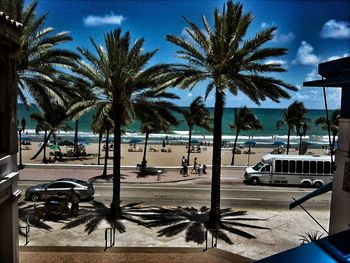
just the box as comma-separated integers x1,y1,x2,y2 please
244,154,333,188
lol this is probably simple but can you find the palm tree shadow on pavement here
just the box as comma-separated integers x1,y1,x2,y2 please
89,173,128,182
62,201,157,234
138,206,270,244
18,201,68,233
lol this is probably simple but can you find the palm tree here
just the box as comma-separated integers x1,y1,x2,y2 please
138,100,180,175
315,109,340,154
276,101,308,154
0,0,79,108
30,104,71,163
166,0,296,227
183,97,211,165
229,107,262,165
73,29,174,217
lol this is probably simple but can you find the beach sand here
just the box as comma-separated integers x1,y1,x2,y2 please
19,142,325,167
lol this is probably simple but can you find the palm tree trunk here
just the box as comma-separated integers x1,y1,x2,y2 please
31,130,53,160
102,130,109,177
43,130,48,163
141,132,150,175
98,132,102,165
209,88,223,228
230,131,239,165
74,120,79,159
111,101,122,217
187,126,192,166
286,128,291,154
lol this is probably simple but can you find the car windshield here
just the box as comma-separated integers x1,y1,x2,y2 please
252,162,264,171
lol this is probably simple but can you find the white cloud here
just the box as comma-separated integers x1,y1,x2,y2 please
261,22,268,28
83,12,124,26
187,92,193,98
323,53,349,62
292,41,320,66
320,19,350,39
260,22,294,43
271,32,295,43
294,92,310,101
305,68,319,81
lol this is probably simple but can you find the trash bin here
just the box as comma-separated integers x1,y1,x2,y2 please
198,165,203,176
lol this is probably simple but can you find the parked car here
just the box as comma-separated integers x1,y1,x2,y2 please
25,178,95,202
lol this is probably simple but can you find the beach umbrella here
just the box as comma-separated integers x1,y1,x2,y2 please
58,140,74,146
273,141,285,146
244,140,256,147
129,139,142,144
21,136,32,142
49,145,61,151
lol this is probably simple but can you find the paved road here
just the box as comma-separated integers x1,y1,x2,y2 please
18,181,331,210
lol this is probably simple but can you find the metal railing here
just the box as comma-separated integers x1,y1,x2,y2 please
203,229,218,251
104,227,115,250
19,224,30,245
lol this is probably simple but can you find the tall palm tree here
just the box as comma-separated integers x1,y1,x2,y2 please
73,29,174,216
183,97,211,165
0,0,79,108
138,98,180,175
229,106,262,165
30,104,71,162
276,101,308,154
315,109,340,153
166,0,296,227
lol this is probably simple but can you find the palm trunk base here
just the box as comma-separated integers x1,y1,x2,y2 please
110,202,122,218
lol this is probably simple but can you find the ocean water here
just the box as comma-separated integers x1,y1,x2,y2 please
18,104,335,146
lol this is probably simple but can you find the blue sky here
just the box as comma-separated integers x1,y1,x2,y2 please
31,0,350,109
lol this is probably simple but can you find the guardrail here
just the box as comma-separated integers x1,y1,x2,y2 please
20,224,30,245
203,229,218,251
104,227,115,250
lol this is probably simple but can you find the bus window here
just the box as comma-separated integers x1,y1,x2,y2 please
282,160,289,173
303,161,310,173
310,161,316,174
324,162,331,174
252,162,264,171
317,161,324,174
290,160,296,173
296,160,302,173
275,160,282,172
261,165,271,172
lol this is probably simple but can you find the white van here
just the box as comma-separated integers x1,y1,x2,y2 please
244,154,333,188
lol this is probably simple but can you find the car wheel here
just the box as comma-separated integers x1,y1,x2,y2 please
61,206,70,219
30,193,40,202
314,181,323,188
252,177,260,185
302,181,311,188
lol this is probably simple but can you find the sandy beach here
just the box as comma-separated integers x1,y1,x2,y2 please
19,142,325,167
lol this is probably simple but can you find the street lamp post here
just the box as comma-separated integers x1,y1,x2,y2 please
18,118,26,169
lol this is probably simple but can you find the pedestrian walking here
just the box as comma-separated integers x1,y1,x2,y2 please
68,187,79,216
180,156,186,174
191,157,198,174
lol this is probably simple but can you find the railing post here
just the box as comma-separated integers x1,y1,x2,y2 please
104,227,116,251
203,229,218,251
20,224,30,245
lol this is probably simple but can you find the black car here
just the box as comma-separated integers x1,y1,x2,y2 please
25,178,95,202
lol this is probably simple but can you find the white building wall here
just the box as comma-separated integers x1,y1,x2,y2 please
329,118,350,234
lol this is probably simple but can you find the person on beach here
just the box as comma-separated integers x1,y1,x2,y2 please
68,188,79,216
191,157,198,174
183,162,188,177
